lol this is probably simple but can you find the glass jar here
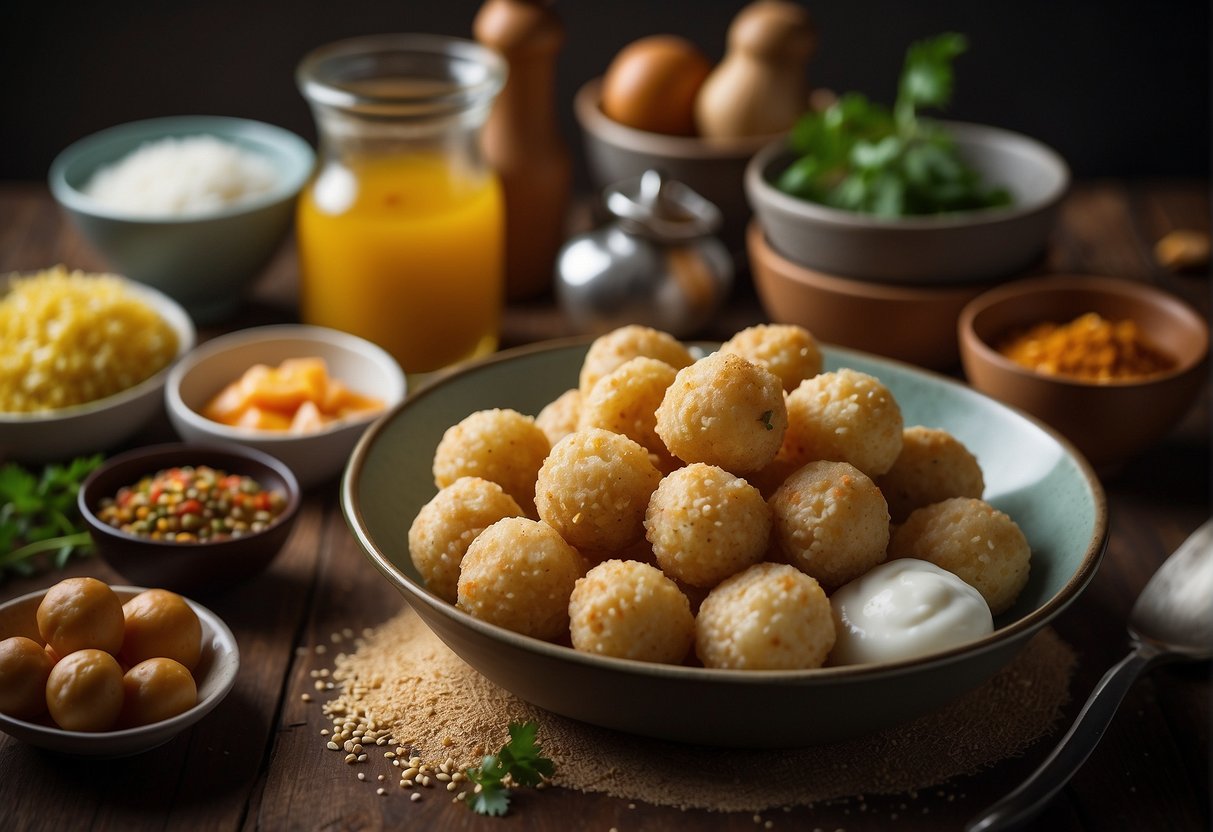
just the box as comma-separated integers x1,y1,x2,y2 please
296,34,507,377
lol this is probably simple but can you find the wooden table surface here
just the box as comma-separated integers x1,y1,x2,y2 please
0,181,1209,831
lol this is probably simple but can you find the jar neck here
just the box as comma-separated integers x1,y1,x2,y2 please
308,101,495,165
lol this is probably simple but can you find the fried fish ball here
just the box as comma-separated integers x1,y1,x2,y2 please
876,426,986,523
0,636,55,720
45,648,124,732
36,577,125,658
579,356,679,472
118,657,198,728
644,463,770,588
578,325,694,397
769,460,890,592
456,517,586,641
720,323,823,393
535,388,582,447
432,408,550,516
655,351,787,475
888,497,1031,616
784,369,904,478
695,562,835,670
535,428,661,553
409,477,526,603
568,559,694,664
120,589,203,671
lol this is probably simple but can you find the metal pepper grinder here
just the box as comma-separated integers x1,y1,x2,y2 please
555,170,733,337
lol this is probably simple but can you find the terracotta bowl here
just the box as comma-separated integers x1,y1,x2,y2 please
78,443,301,595
748,220,988,370
958,274,1209,470
574,78,778,252
744,121,1069,283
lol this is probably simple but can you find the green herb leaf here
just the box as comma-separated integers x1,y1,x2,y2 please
0,455,104,579
464,721,555,816
758,410,775,431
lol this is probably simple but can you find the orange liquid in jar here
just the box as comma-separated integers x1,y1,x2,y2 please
297,154,503,374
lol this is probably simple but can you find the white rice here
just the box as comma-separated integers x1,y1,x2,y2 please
83,134,279,216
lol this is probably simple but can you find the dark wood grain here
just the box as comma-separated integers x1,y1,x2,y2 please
0,182,1208,832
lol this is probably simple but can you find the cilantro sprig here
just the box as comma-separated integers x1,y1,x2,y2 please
465,720,555,816
0,455,104,578
776,32,1012,217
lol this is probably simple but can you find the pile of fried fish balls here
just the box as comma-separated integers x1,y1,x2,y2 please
409,323,1031,671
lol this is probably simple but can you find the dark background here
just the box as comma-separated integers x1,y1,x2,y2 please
1,0,1209,186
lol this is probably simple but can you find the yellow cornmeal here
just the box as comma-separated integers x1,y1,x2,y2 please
0,266,178,412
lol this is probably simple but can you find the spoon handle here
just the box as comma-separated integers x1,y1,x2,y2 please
966,645,1159,832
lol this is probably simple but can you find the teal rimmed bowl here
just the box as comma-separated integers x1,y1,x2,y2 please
49,115,314,323
343,339,1107,747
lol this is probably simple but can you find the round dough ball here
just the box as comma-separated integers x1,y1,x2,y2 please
120,589,203,671
695,562,835,670
579,356,679,471
784,369,904,478
888,497,1031,616
720,324,823,393
535,428,661,553
409,477,525,603
457,517,586,641
644,463,770,588
568,559,694,664
535,389,582,447
655,351,787,475
119,657,198,728
579,325,694,398
45,648,124,732
876,426,985,523
36,577,124,658
432,408,550,516
0,636,55,720
769,460,890,592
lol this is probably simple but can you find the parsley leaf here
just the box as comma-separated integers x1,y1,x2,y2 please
776,32,1012,217
465,720,555,816
0,455,104,578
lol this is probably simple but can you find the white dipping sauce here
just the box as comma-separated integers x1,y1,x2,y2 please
829,558,993,666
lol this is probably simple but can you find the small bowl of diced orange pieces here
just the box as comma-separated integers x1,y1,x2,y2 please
166,325,407,488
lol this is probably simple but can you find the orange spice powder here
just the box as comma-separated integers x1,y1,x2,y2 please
998,312,1176,381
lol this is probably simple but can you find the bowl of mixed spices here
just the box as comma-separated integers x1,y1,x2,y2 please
79,443,301,594
958,274,1209,470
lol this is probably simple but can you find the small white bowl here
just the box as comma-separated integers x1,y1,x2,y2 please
166,325,407,489
0,275,196,463
0,585,238,757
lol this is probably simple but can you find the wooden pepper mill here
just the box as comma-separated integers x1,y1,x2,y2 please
474,0,572,300
694,0,816,139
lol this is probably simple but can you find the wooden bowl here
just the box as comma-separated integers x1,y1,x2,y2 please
958,274,1209,470
748,220,989,370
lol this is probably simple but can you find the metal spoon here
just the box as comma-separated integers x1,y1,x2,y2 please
967,519,1213,832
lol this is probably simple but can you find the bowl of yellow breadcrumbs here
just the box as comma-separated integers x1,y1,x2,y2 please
0,266,195,462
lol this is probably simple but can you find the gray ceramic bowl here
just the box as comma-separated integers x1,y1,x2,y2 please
0,585,238,757
574,78,779,252
745,121,1070,283
343,339,1107,748
0,274,196,463
49,115,315,323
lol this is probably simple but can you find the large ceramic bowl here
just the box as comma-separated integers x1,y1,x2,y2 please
575,78,779,252
745,120,1070,283
166,325,406,489
959,274,1209,471
0,273,196,463
343,339,1107,748
49,115,314,323
0,585,238,757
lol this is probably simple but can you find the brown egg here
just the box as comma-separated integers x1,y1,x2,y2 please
36,576,125,657
121,589,203,671
119,657,198,728
0,636,55,720
601,35,712,136
45,648,124,732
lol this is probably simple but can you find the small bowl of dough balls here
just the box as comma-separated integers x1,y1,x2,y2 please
0,578,238,756
346,326,1106,748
